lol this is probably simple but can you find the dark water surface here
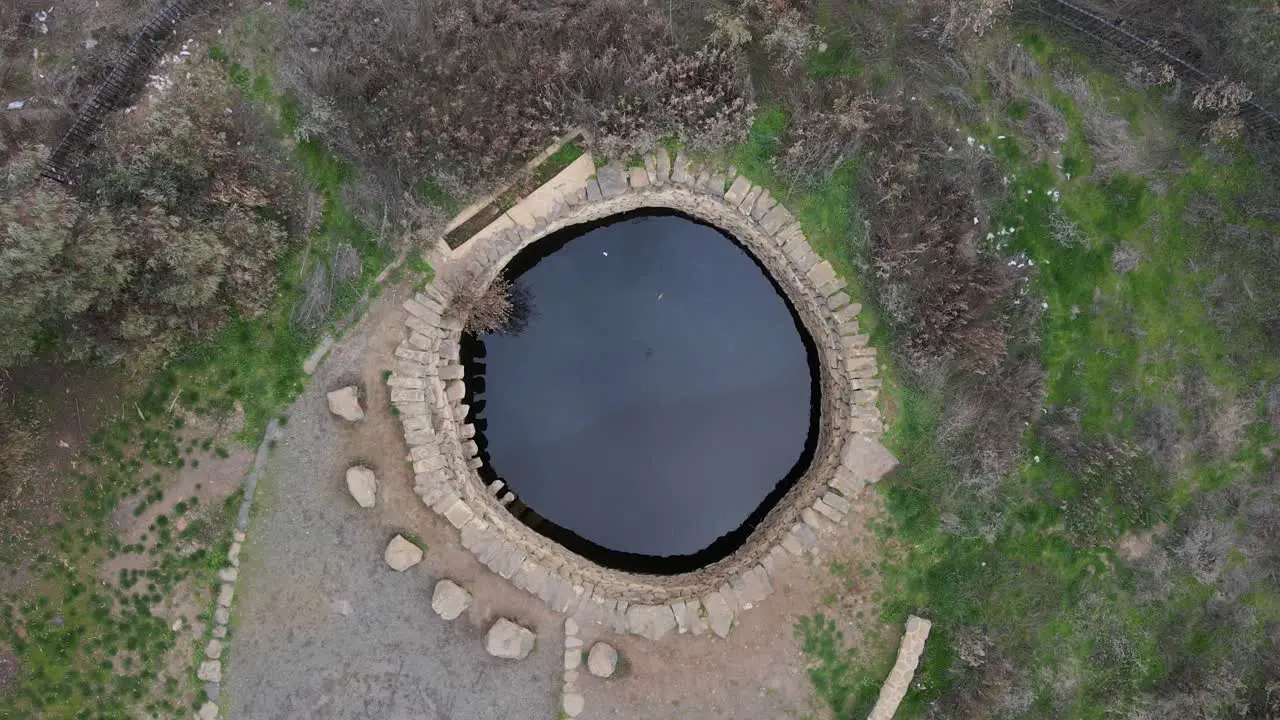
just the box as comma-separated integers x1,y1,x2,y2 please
465,211,818,572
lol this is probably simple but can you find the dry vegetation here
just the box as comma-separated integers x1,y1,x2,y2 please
279,0,753,227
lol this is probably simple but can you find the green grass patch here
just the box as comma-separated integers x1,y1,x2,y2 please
851,28,1280,719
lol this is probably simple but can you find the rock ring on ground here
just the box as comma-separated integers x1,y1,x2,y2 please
384,535,423,571
345,465,378,508
431,579,472,620
326,385,364,422
587,642,618,677
485,618,536,659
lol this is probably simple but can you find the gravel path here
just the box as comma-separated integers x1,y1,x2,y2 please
222,283,561,720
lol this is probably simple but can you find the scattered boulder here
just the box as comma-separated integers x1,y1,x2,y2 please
587,642,618,678
431,580,472,621
486,618,536,659
197,702,219,720
345,466,378,508
384,535,423,571
327,386,365,422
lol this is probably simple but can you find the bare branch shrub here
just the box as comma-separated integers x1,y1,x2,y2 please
282,0,748,218
292,94,347,144
1049,211,1086,248
1111,243,1141,273
1194,79,1255,115
1175,520,1236,586
332,243,363,287
1022,96,1068,158
775,81,900,185
986,44,1041,101
584,46,754,159
1056,73,1142,178
707,9,753,49
760,8,818,72
707,0,816,72
441,271,530,336
1126,61,1176,88
291,265,332,332
927,0,1014,47
1193,79,1254,143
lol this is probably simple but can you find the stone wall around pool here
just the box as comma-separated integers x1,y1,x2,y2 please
386,148,897,640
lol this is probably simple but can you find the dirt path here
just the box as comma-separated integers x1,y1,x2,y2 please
222,281,560,719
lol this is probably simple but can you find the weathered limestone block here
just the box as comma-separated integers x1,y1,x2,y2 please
841,435,898,485
432,579,473,620
654,148,672,183
587,642,618,677
486,618,536,660
384,535,423,571
725,176,752,205
701,591,734,638
597,164,629,198
326,386,364,422
345,466,378,508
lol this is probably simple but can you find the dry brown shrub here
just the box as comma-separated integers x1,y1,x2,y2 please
282,0,749,214
775,81,900,185
441,271,531,336
926,0,1014,47
585,46,754,159
1022,96,1068,158
986,44,1041,101
1193,79,1254,143
1127,61,1177,88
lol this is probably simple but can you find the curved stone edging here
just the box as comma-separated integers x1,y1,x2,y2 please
388,149,896,639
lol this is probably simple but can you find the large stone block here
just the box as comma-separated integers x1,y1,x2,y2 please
384,535,423,571
841,434,899,484
345,466,378,508
326,386,364,422
486,618,536,659
432,579,473,620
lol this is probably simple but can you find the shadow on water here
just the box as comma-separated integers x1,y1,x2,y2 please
461,209,821,575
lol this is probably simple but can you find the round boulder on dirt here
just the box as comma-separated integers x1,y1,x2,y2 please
384,535,423,571
327,386,365,422
345,466,378,508
486,618,536,660
431,579,472,621
587,642,618,678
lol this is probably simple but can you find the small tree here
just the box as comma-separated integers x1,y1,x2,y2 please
443,272,532,336
0,146,131,367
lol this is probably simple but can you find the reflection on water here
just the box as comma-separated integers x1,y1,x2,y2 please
464,211,818,572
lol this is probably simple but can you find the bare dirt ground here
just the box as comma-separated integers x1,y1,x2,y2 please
223,280,561,719
577,491,894,720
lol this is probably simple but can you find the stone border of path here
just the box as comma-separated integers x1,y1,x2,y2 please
387,148,899,640
188,418,281,719
868,615,932,720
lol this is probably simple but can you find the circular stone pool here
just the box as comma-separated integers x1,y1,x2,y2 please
464,210,819,573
